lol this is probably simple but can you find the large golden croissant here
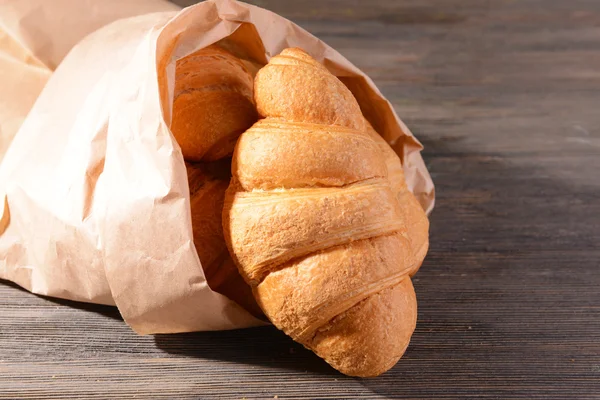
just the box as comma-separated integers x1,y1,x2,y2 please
223,48,429,377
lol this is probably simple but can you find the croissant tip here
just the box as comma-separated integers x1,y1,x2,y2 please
277,47,312,60
280,47,307,54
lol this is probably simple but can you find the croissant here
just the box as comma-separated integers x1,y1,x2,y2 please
223,48,429,377
172,45,258,161
171,45,262,317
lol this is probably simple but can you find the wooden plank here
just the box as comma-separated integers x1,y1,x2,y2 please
1,0,599,398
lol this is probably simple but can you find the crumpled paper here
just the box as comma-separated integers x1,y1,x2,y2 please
0,0,180,163
0,0,435,334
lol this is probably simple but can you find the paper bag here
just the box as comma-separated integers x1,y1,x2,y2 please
0,0,180,162
0,0,435,334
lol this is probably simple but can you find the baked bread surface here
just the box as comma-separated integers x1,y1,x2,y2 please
172,45,258,161
223,48,429,377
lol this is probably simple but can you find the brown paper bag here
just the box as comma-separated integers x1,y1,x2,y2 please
0,0,180,162
0,22,50,163
0,0,435,334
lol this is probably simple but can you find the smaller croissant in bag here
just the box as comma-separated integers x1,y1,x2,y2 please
172,45,258,161
171,44,262,317
223,48,429,377
186,161,263,318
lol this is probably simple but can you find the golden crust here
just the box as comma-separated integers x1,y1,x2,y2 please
224,179,405,284
172,45,258,161
233,119,386,191
254,48,365,131
223,48,429,376
254,234,414,342
309,278,417,377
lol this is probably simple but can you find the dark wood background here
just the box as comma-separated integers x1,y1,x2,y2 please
1,0,599,398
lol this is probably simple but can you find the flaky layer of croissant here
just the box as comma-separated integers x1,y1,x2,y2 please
223,48,429,377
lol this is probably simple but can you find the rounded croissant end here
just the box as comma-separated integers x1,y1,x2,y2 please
254,48,365,131
307,278,417,377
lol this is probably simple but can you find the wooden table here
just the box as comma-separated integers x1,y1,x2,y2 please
2,0,599,398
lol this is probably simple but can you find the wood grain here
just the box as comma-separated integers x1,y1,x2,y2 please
1,0,599,398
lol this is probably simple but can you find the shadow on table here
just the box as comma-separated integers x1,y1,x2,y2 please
154,326,341,376
0,278,122,321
